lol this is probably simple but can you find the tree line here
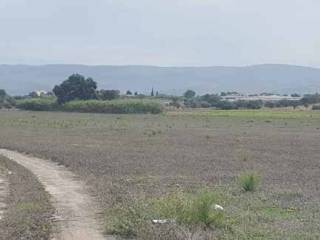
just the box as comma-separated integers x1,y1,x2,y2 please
179,90,320,110
1,73,320,111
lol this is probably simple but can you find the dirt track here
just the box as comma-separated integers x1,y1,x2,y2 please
0,149,106,240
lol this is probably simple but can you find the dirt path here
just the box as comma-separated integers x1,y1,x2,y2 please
0,172,8,221
0,149,107,240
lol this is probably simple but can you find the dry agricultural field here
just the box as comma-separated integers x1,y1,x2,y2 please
0,109,320,239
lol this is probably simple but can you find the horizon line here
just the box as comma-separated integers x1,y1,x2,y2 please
0,63,319,69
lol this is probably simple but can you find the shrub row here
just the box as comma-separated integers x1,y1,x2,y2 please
183,93,320,110
16,98,58,111
312,105,320,110
185,98,264,110
63,100,162,114
16,98,163,114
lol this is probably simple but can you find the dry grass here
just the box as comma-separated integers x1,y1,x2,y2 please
0,109,319,239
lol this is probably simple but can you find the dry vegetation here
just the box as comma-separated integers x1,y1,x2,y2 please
0,109,320,239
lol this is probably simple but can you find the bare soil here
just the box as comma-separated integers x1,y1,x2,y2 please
0,110,320,238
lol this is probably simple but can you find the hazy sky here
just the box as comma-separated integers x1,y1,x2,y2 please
1,0,320,66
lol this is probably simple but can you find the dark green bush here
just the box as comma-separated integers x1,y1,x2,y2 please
216,101,239,110
97,89,120,100
301,93,320,106
312,105,320,110
63,100,163,114
16,98,58,111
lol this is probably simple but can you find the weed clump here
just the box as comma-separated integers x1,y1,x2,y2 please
238,172,260,192
106,201,150,237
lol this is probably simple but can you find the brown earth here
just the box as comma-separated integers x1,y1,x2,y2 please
0,110,320,238
0,111,319,201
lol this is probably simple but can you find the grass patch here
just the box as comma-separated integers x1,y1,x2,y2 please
105,186,311,239
105,189,228,238
260,206,298,220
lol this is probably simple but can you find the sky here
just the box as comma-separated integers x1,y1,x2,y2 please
1,0,320,67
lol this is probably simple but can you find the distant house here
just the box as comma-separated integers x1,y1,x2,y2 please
29,90,51,98
221,93,302,102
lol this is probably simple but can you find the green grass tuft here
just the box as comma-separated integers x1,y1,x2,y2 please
239,172,261,192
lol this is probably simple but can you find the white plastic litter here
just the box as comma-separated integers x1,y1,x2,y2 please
152,219,176,224
214,204,224,211
152,219,168,224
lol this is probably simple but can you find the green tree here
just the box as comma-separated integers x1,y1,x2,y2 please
291,93,300,98
98,90,120,100
301,93,320,106
0,89,15,108
53,74,97,104
200,94,221,106
170,96,181,108
29,91,39,98
184,90,196,99
0,89,6,100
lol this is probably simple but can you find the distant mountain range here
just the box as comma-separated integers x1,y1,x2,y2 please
1,64,320,95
